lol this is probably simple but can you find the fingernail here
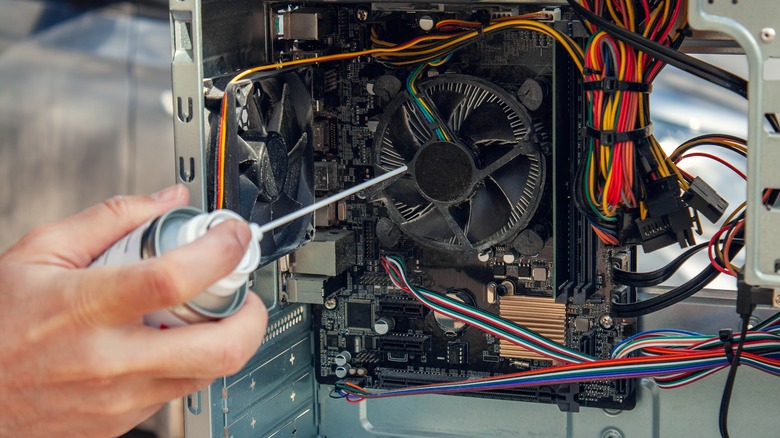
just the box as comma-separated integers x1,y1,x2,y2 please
151,184,183,203
233,221,252,248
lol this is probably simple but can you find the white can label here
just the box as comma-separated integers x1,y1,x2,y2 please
90,217,191,328
90,219,153,267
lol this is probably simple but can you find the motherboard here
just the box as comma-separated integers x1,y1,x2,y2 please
250,4,637,411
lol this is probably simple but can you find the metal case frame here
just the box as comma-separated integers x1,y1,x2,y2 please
168,1,780,436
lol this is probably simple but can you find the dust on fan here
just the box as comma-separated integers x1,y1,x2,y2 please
374,74,545,254
228,71,314,266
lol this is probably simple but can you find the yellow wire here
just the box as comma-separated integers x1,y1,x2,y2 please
625,0,637,34
218,15,585,205
588,151,600,207
373,20,584,72
606,1,624,28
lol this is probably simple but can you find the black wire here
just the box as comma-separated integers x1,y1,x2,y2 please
329,388,347,399
566,0,748,98
612,263,719,317
613,241,743,317
670,134,748,161
568,0,780,132
719,316,750,438
613,242,708,287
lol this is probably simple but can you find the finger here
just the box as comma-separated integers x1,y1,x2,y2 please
57,377,210,416
61,219,252,326
7,185,189,268
126,292,267,379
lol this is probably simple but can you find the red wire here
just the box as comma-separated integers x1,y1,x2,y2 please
708,224,734,276
722,220,744,273
675,152,746,180
381,256,586,362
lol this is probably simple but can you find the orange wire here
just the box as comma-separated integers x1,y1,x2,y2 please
215,33,454,209
722,220,744,275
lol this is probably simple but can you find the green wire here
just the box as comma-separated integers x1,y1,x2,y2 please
387,256,593,363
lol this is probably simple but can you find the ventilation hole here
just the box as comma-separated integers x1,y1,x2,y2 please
178,156,195,182
176,96,193,123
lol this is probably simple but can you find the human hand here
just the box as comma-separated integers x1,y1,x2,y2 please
0,185,268,437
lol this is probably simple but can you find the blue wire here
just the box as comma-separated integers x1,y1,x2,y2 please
611,328,704,357
406,63,446,140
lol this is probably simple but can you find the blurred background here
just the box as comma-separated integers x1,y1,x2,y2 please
0,1,177,436
0,0,173,251
0,1,749,437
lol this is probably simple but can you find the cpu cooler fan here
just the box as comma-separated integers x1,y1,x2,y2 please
374,74,545,254
223,71,314,266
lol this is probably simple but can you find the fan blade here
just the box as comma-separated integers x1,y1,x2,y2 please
237,136,259,174
250,201,277,259
245,134,287,202
407,207,454,242
288,131,307,160
427,88,466,131
382,106,423,163
478,142,519,170
449,202,470,235
282,72,313,133
258,77,283,102
268,82,292,136
238,174,260,221
284,132,307,198
271,192,302,222
247,88,267,136
489,159,529,205
466,179,512,242
385,177,429,217
460,102,516,144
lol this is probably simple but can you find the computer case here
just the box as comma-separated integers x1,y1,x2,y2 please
168,1,780,437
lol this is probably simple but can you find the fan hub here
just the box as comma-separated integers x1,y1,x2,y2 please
412,141,475,204
257,132,288,202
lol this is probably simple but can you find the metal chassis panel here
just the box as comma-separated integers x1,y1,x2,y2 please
688,0,780,292
169,1,780,437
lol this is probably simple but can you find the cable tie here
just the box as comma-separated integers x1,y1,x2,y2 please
676,28,694,38
583,67,602,76
583,76,653,93
719,329,735,364
582,123,654,146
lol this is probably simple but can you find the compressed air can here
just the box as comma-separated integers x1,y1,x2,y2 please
91,207,261,328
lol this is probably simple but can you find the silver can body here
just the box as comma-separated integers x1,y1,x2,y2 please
91,206,248,328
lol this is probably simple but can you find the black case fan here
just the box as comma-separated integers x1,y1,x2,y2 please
374,74,546,254
222,71,314,267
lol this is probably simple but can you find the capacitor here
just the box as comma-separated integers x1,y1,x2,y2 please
502,251,517,264
367,75,402,106
91,207,261,328
335,365,352,379
434,289,475,336
324,297,338,310
375,217,401,248
498,280,516,296
419,16,435,31
374,316,395,335
334,351,352,367
513,224,549,256
486,282,498,304
516,77,550,112
477,250,494,263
